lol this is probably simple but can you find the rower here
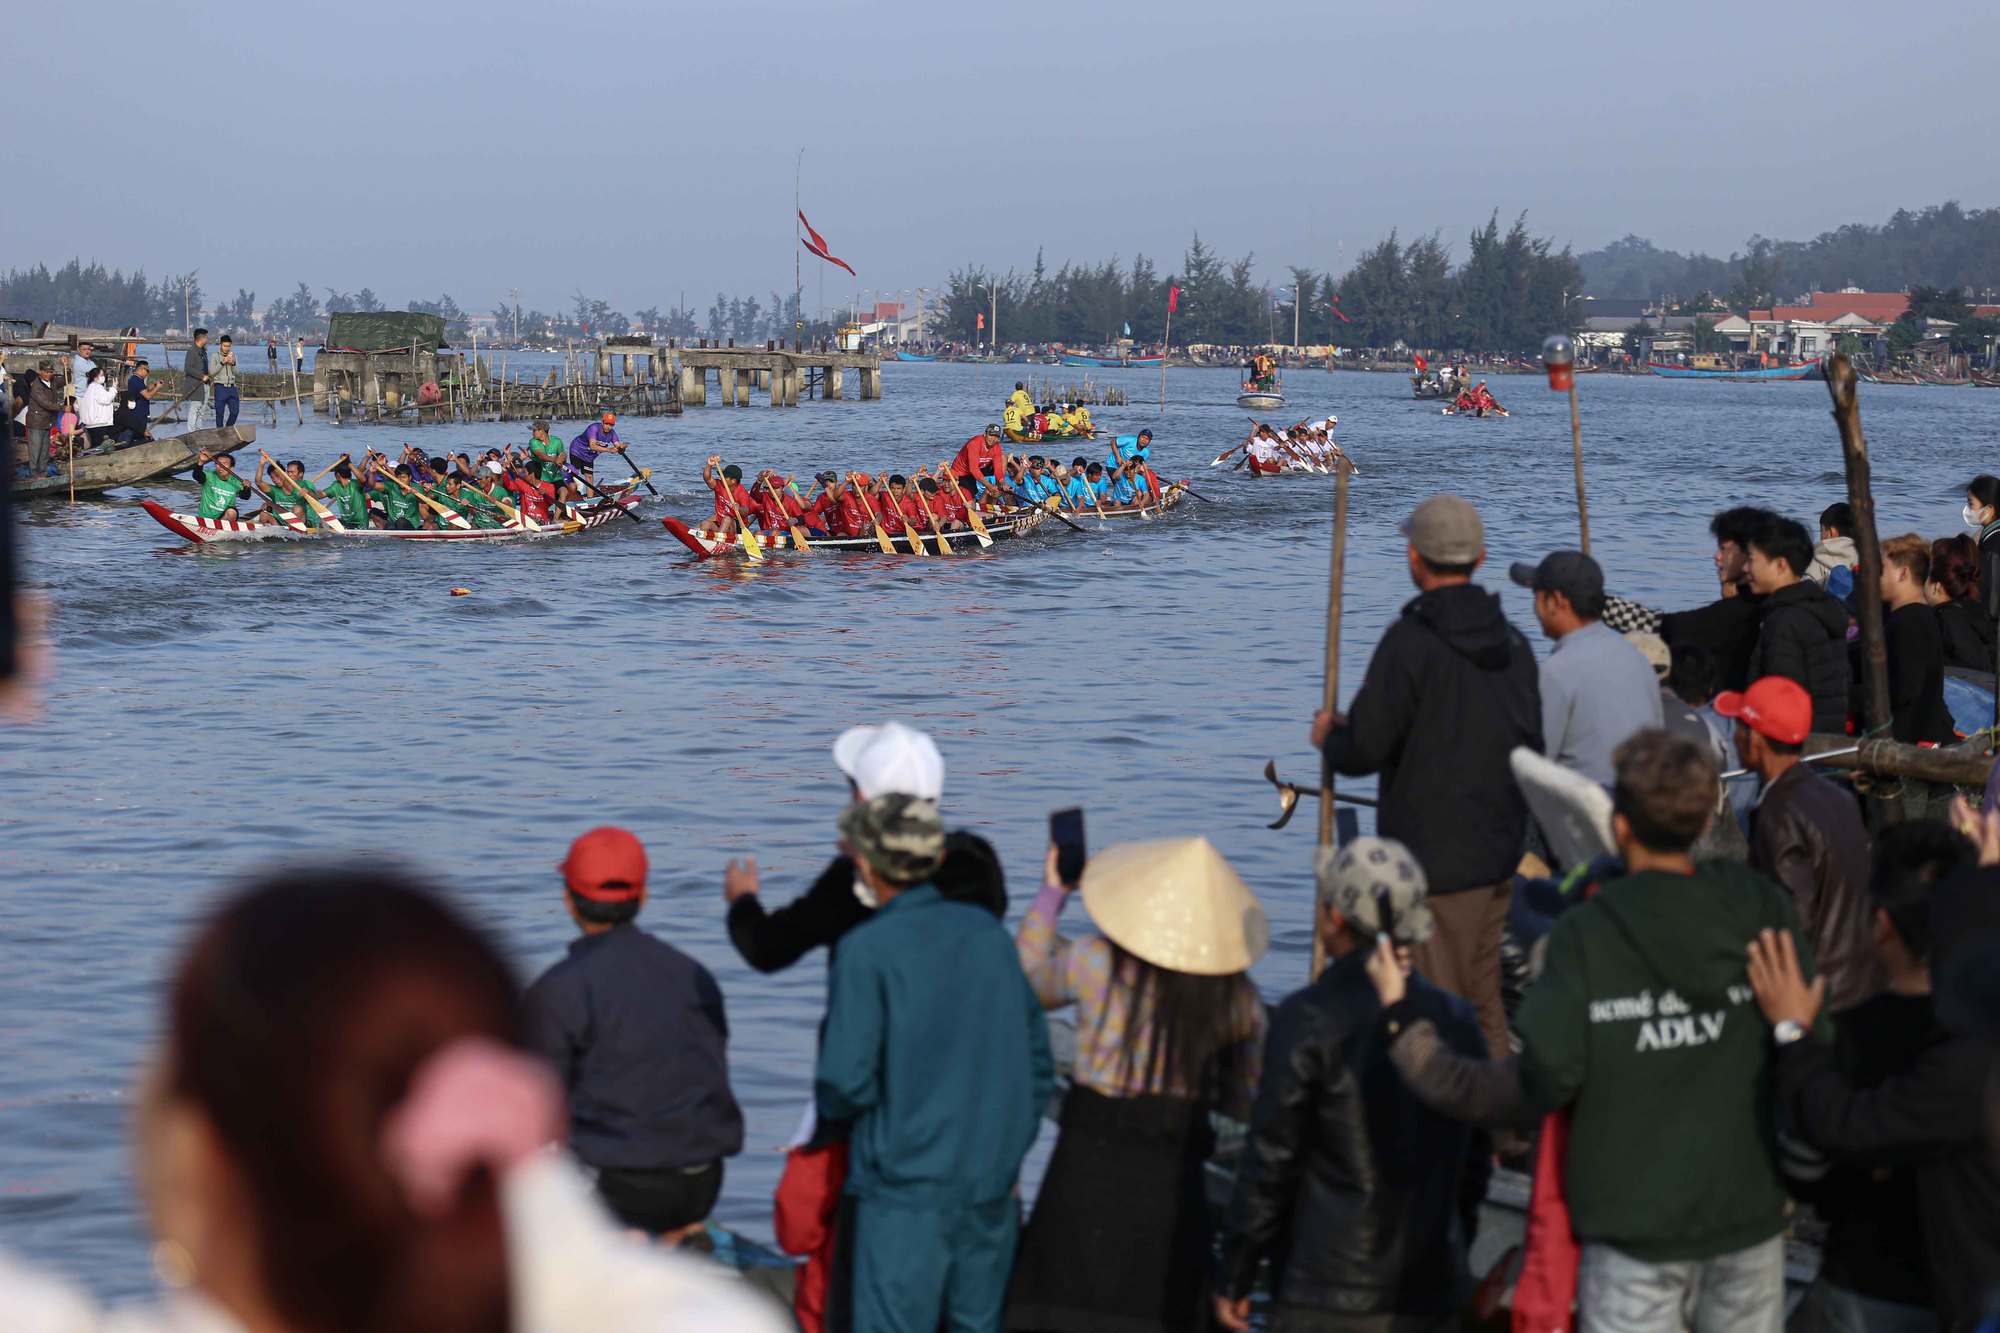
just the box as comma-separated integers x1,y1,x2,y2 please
1015,455,1058,504
1054,460,1094,511
442,472,506,529
569,411,627,484
1106,427,1153,469
829,473,872,538
696,455,756,538
1065,402,1094,437
527,419,571,501
500,460,554,524
1001,388,1035,442
192,450,254,522
261,458,325,528
914,474,965,531
1246,427,1284,475
880,474,925,533
1107,457,1145,506
947,424,1008,500
323,459,373,529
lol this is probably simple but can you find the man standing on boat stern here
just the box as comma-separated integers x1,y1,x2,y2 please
180,328,211,431
1311,494,1541,1058
816,793,1051,1333
521,826,745,1242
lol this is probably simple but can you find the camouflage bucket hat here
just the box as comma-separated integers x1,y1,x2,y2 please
839,793,946,885
1314,836,1435,945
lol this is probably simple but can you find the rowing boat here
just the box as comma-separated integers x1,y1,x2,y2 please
1245,454,1322,477
663,507,1049,557
140,492,640,544
1057,351,1165,368
12,425,257,500
1646,359,1823,381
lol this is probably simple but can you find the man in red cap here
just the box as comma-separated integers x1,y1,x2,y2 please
1717,676,1883,1011
522,826,744,1241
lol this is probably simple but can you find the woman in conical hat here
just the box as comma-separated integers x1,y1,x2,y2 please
1006,836,1267,1332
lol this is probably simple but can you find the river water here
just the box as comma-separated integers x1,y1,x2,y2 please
3,360,1992,1296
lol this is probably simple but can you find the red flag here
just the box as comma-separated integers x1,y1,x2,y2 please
1329,292,1351,325
798,211,857,276
1168,285,1180,314
976,312,985,330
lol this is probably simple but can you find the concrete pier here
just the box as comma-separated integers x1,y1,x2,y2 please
672,344,883,408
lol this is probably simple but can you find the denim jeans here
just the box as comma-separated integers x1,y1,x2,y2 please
212,385,239,428
1577,1236,1785,1333
181,393,206,430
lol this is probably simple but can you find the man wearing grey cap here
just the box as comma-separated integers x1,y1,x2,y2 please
1216,837,1488,1331
1311,494,1540,1059
1512,549,1662,787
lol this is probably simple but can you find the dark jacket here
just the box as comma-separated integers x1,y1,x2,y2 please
1218,954,1487,1316
1659,588,1765,691
1934,595,1996,674
1749,580,1850,735
181,344,209,399
521,923,745,1171
1322,583,1542,895
1854,601,1955,744
727,834,1006,973
24,376,61,431
1748,764,1883,1013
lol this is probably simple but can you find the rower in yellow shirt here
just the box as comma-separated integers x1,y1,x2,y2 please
1002,398,1034,442
1066,403,1094,437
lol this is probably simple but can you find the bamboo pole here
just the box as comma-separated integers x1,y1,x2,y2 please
1311,459,1350,982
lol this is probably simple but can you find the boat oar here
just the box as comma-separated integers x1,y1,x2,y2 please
939,468,994,548
1174,480,1217,504
258,450,347,533
566,465,645,525
711,473,765,562
374,465,472,530
763,478,813,552
310,454,347,485
912,484,955,554
1003,485,1088,533
1210,433,1252,467
618,446,659,496
846,475,899,554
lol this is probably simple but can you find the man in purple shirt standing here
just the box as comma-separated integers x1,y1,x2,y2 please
569,411,627,484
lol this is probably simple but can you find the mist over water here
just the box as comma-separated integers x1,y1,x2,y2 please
3,360,1991,1296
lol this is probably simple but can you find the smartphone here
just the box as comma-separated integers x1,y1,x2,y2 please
1050,807,1086,887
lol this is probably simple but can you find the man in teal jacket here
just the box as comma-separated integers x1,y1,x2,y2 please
816,793,1053,1333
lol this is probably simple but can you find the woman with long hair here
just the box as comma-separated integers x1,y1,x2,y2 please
1008,837,1268,1333
0,867,784,1333
1928,533,1995,673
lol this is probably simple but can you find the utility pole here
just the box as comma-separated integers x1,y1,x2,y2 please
509,288,520,342
1293,285,1301,347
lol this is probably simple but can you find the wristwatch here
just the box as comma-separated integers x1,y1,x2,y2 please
1772,1019,1807,1047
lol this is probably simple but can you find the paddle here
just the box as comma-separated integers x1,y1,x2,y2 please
1210,431,1253,467
938,467,994,548
1002,484,1088,533
258,449,347,533
876,481,932,555
763,477,813,552
1175,481,1218,504
565,464,646,525
310,454,347,485
912,484,955,554
376,464,473,530
845,474,898,554
618,445,659,496
711,471,764,562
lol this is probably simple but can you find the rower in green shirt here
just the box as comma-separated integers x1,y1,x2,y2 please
440,473,504,529
192,450,254,521
374,463,426,530
261,458,325,529
528,420,568,493
322,460,371,528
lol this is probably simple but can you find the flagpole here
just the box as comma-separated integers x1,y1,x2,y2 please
794,149,804,348
1160,296,1173,410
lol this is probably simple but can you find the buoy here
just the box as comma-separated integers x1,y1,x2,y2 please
450,587,471,597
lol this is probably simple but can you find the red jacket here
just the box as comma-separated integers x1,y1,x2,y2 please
711,478,753,521
892,491,927,529
931,486,967,525
774,1141,848,1333
868,491,907,534
831,492,868,538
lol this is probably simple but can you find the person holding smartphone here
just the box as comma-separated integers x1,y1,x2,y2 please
1008,825,1267,1332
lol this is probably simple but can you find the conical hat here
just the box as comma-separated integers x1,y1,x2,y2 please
1079,838,1269,976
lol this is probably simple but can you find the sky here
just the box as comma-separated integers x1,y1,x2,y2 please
13,0,1999,318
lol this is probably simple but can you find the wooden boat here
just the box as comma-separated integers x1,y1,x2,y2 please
1057,350,1165,368
141,492,640,544
1410,374,1451,400
663,506,1049,557
1646,359,1822,381
1237,376,1284,410
891,351,935,362
1441,404,1510,418
12,425,257,500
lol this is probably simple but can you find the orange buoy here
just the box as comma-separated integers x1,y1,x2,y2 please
450,587,471,597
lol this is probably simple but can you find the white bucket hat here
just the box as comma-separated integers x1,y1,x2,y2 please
832,721,944,802
1080,837,1268,976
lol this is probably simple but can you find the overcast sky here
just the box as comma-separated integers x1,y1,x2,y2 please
16,0,1998,316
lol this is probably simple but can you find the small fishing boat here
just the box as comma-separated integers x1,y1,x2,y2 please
12,425,258,500
892,351,935,362
1441,404,1509,418
1646,359,1823,381
1057,350,1165,368
1237,374,1284,410
141,489,641,544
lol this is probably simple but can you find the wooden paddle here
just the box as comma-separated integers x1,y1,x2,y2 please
565,465,645,525
377,467,473,530
874,481,931,555
310,454,348,484
711,472,764,561
912,484,954,554
938,468,994,547
258,450,347,533
763,478,813,552
1209,432,1253,467
846,474,898,554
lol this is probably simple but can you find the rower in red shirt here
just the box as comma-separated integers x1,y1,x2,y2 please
920,471,967,530
698,454,756,537
830,475,871,538
500,461,553,523
882,474,927,532
947,425,1008,497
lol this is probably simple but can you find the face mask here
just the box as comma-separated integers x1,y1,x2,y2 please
852,871,878,910
1965,504,1986,529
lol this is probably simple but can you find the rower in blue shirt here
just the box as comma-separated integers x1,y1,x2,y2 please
1107,463,1141,506
1106,428,1153,468
1055,467,1094,511
1015,456,1059,502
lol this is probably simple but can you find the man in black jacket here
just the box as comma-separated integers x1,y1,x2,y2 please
1858,534,1956,744
1312,494,1541,1057
1654,505,1777,690
1747,848,2000,1332
1216,837,1487,1333
1745,513,1850,735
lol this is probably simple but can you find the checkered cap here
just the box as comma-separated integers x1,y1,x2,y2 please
1314,836,1435,945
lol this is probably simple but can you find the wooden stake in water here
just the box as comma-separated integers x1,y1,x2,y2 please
1311,460,1349,982
1825,355,1891,740
1542,333,1590,554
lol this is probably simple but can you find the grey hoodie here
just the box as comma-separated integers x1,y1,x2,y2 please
1806,535,1857,586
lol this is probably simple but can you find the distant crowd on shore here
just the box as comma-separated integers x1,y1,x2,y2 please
4,485,2000,1333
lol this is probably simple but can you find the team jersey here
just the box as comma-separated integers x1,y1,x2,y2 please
1056,475,1093,508
1107,436,1151,467
1109,475,1139,505
272,478,324,527
380,485,423,527
869,493,907,533
322,477,367,526
568,423,620,468
529,438,567,482
503,475,552,522
949,435,1005,487
831,492,869,537
710,479,753,522
195,466,251,519
932,488,968,525
1001,403,1029,435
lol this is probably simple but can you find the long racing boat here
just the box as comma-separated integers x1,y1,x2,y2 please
1057,350,1165,368
141,488,642,545
1646,359,1823,381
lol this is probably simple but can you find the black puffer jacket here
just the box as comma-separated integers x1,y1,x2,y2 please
1218,955,1487,1316
1323,583,1542,894
1748,580,1850,734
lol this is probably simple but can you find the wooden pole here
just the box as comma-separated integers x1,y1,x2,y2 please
1802,731,1993,788
1568,380,1589,554
1825,354,1891,739
1160,303,1173,409
1311,460,1350,982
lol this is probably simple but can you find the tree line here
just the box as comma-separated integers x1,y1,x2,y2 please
1578,202,2000,306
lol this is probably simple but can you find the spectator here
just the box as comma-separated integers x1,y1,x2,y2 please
114,359,157,443
1858,533,1955,744
1927,534,1994,673
815,794,1052,1333
70,340,96,388
724,722,1003,972
1807,501,1857,585
1656,505,1779,690
1631,632,1717,761
1513,550,1662,785
1745,512,1850,735
181,328,211,431
1747,830,2000,1331
522,827,745,1241
266,335,279,374
1215,838,1485,1333
212,334,241,429
21,359,61,478
1718,675,1884,1012
75,366,115,451
1372,732,1814,1332
0,868,786,1332
1778,821,1970,1333
294,336,305,374
1313,494,1542,1057
1011,836,1269,1331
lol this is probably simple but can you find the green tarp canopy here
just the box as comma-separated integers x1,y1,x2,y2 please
324,311,447,352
